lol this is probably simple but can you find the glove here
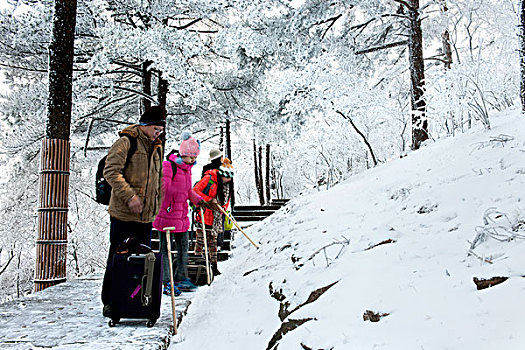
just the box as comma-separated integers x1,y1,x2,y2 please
204,198,222,211
200,198,220,211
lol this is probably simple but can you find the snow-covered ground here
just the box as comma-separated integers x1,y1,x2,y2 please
1,108,523,350
171,108,525,349
0,273,189,349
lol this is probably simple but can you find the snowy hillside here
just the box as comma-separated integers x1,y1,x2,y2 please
171,109,525,350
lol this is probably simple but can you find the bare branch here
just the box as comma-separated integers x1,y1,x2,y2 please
314,14,343,39
111,60,141,71
170,18,203,30
0,62,47,73
113,86,159,104
355,40,407,54
336,111,378,166
0,250,15,276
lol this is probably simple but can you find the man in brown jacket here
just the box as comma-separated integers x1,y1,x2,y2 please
101,106,165,314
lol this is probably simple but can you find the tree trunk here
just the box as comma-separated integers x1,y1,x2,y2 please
225,119,235,207
272,168,283,199
258,145,264,205
407,0,428,150
442,30,452,69
35,0,77,292
440,2,452,69
141,61,152,114
219,126,224,152
265,144,271,204
225,119,232,159
157,75,168,109
253,140,263,205
45,0,76,140
519,0,525,112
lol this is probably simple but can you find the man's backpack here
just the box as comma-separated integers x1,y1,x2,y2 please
95,135,137,205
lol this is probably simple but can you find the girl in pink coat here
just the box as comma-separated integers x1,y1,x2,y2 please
153,131,208,294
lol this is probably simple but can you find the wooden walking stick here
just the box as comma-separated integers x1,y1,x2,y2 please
163,227,178,335
217,206,259,249
199,208,212,285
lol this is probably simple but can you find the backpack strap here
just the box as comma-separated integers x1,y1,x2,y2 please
167,159,178,180
202,174,215,196
121,134,137,171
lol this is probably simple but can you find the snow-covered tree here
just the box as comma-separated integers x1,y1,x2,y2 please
0,0,521,301
519,0,525,111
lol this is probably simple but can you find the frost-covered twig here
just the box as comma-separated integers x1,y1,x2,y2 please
489,134,514,144
307,236,351,267
467,249,494,264
469,208,525,250
471,134,514,152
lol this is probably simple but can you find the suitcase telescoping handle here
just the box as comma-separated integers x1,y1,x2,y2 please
127,254,148,263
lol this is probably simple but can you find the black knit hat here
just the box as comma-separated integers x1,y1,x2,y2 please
139,106,166,126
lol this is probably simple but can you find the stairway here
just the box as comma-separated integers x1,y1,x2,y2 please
151,199,289,285
231,199,289,228
151,229,231,261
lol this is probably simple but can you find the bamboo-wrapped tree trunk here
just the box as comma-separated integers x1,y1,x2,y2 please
35,140,70,291
35,0,77,292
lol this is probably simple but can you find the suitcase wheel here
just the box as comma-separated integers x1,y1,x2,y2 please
108,318,119,327
147,319,157,328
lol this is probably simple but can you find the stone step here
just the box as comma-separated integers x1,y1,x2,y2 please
270,199,290,205
151,230,232,262
233,205,281,211
231,210,274,217
187,240,231,251
231,215,269,221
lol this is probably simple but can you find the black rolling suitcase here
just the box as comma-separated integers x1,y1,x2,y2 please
106,250,163,327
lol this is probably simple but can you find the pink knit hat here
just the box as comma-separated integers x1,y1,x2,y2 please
179,131,200,157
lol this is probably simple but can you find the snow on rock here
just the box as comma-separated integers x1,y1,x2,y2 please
172,109,525,350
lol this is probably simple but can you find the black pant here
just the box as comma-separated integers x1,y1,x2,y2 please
217,230,225,249
101,217,152,306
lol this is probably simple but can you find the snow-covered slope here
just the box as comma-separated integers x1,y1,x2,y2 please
172,109,525,350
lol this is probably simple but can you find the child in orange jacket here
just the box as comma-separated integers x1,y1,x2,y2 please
193,158,234,276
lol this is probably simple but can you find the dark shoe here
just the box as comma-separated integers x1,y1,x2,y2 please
102,304,111,317
211,264,221,276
